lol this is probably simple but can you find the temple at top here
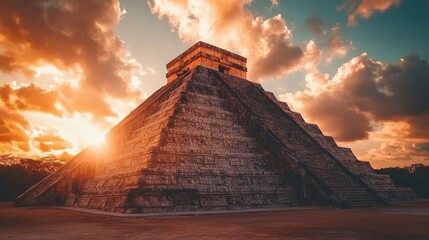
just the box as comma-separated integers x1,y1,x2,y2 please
166,41,247,83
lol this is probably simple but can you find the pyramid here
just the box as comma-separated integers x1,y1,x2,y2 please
15,42,415,213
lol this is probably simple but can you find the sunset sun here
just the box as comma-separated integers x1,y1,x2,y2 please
89,131,106,147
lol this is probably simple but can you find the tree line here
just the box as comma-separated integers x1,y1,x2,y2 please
0,156,64,201
376,163,429,199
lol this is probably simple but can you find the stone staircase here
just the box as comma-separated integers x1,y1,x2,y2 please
264,91,415,202
15,71,191,209
15,150,91,206
124,69,296,212
64,71,193,211
215,69,386,207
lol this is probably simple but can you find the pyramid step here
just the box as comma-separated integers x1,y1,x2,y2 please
154,150,266,160
188,78,219,87
177,103,237,121
187,81,221,95
162,128,254,141
172,115,247,134
163,132,258,149
217,72,387,207
183,92,229,108
142,175,284,188
276,101,291,111
15,150,90,205
134,107,174,127
160,143,259,155
302,123,323,136
285,111,306,124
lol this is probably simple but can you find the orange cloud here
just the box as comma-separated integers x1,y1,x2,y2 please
281,53,429,166
0,0,142,113
271,0,279,7
149,0,304,81
365,141,429,168
0,0,145,156
304,15,326,35
0,106,30,152
33,128,72,152
0,83,117,123
283,53,429,142
362,122,429,167
304,15,352,63
57,85,117,122
0,0,141,97
326,24,352,62
0,84,61,116
338,0,401,26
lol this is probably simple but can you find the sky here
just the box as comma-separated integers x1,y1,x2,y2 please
0,0,428,168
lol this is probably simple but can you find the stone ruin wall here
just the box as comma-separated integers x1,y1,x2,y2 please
204,68,340,206
15,40,416,212
64,77,189,212
262,91,415,201
29,150,100,206
28,68,301,213
122,68,298,213
167,43,247,82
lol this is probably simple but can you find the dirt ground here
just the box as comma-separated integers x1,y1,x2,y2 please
1,202,429,240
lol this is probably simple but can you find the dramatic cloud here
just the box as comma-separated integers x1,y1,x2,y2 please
361,122,429,167
304,16,352,63
338,0,401,26
281,53,429,142
365,141,429,168
33,128,72,152
0,82,117,123
149,0,304,81
271,0,279,7
0,101,73,153
0,0,145,154
285,86,373,142
325,24,352,62
416,142,429,153
57,85,117,122
0,106,30,152
304,15,326,35
249,15,304,80
0,0,142,114
281,52,429,166
0,84,61,116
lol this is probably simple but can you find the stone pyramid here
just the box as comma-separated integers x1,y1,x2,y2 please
15,42,415,213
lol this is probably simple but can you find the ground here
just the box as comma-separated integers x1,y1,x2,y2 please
1,202,429,240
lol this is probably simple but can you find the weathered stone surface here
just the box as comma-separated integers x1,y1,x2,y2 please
166,41,247,82
15,42,415,213
265,95,415,202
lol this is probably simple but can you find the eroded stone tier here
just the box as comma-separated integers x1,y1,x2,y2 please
16,68,296,213
166,41,247,83
15,42,415,213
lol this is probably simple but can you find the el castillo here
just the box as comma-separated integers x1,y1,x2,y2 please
14,42,416,211
3,42,429,240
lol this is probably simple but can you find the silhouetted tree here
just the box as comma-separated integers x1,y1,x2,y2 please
377,164,429,198
0,156,64,201
0,165,48,201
